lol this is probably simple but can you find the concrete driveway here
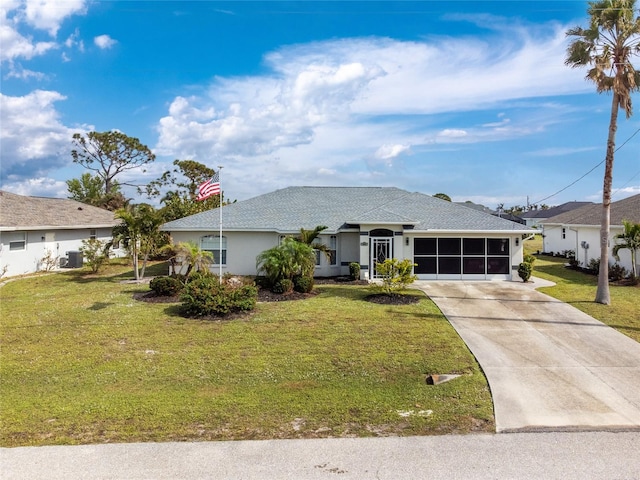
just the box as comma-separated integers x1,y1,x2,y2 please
414,279,640,433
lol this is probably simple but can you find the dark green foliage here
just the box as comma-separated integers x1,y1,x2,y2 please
518,262,532,282
588,258,600,275
293,275,314,293
523,254,536,265
608,263,628,281
149,276,184,296
349,262,361,280
180,272,257,317
272,278,293,294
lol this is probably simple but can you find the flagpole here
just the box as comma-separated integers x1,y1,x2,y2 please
218,165,223,283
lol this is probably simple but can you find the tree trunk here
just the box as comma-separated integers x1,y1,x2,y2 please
595,93,619,305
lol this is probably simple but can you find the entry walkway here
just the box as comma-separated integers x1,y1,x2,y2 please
414,279,640,432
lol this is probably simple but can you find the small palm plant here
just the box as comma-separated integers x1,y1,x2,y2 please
613,220,640,280
256,237,315,288
175,241,214,277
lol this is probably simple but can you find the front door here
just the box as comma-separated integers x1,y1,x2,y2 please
371,237,393,279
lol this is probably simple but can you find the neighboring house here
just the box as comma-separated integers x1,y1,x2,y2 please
0,191,122,278
521,201,594,228
541,194,640,272
161,186,532,281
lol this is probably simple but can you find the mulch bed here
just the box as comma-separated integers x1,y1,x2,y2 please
133,277,418,306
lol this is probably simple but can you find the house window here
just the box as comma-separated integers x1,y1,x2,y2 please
315,250,321,266
329,235,337,265
8,232,26,251
562,228,566,240
201,235,227,265
89,229,97,240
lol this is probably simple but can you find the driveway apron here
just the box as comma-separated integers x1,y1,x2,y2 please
414,279,640,433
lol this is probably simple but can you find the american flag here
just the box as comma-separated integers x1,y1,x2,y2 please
197,172,220,201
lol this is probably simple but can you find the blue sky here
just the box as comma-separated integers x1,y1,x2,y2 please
1,1,639,209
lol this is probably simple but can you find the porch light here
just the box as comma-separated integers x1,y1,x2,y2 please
405,237,409,246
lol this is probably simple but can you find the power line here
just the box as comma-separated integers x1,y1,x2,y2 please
532,126,640,206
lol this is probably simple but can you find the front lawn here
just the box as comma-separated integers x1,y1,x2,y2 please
532,255,640,342
0,265,493,446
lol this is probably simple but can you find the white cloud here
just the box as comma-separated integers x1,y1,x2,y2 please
0,0,86,63
374,144,411,160
0,22,56,62
94,34,116,49
527,146,599,157
1,177,69,198
0,90,90,179
24,0,87,36
437,129,467,138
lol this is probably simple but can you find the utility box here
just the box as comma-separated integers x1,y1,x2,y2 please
66,251,83,268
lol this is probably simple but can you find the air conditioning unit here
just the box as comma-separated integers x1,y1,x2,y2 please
66,251,83,268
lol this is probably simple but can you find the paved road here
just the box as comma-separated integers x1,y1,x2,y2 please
415,279,640,433
2,432,640,479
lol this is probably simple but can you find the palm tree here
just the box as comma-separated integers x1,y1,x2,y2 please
256,237,316,285
295,225,332,262
565,0,640,304
175,241,214,277
613,220,640,279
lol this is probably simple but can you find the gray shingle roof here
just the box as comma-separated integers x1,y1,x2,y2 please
541,194,640,226
162,186,531,233
521,201,595,219
0,191,118,230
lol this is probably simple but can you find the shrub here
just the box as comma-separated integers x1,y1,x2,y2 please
608,263,628,282
374,258,417,295
523,254,536,265
180,272,257,317
272,278,293,294
293,275,314,293
79,238,111,274
587,258,600,275
568,258,581,269
518,262,532,282
149,275,184,296
349,262,361,280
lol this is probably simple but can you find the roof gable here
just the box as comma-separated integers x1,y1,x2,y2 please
162,186,530,233
0,191,118,230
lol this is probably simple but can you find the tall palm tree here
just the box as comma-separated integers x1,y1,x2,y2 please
565,0,640,304
613,220,640,279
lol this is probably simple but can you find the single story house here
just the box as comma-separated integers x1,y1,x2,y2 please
520,201,594,228
0,191,122,278
540,194,640,273
161,186,532,281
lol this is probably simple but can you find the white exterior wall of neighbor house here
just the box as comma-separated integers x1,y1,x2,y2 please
543,223,637,272
542,223,578,257
0,227,120,278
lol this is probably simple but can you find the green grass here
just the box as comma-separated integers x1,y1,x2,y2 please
0,263,493,446
531,255,640,342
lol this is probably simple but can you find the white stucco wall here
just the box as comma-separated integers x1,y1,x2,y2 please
543,223,636,273
0,227,121,278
